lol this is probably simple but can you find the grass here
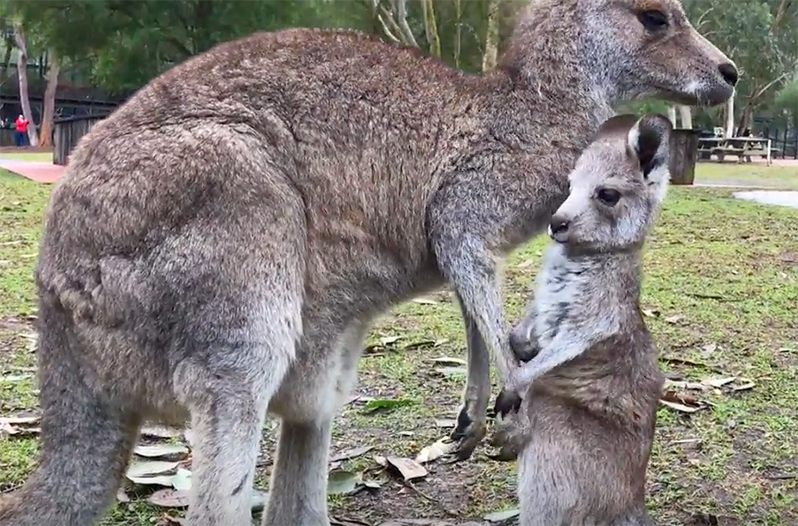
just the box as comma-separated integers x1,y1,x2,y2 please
695,161,798,190
0,152,52,163
1,164,798,525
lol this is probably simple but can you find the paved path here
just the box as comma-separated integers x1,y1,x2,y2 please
0,160,64,184
732,190,798,209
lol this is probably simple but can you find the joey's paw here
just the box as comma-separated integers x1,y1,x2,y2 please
488,412,524,462
509,331,540,363
493,388,522,419
448,401,487,462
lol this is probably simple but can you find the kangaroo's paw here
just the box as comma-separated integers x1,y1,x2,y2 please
447,399,488,462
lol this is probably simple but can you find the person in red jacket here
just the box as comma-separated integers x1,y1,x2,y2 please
14,114,29,148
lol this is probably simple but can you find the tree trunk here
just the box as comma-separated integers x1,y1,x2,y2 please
39,52,60,148
453,0,462,68
13,25,39,147
737,100,754,136
421,0,441,57
725,94,735,138
667,106,677,127
482,0,500,72
677,105,692,129
0,39,13,87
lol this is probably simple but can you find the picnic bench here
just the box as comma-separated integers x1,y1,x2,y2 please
698,136,778,166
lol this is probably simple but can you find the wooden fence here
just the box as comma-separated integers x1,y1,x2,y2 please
53,114,106,166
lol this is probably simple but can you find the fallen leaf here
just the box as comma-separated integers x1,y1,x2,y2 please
0,373,32,383
134,443,190,459
402,339,437,351
664,315,683,324
429,357,467,366
126,460,179,479
411,297,438,305
148,489,190,508
363,399,415,413
0,415,39,426
701,377,736,389
732,381,755,392
659,390,704,414
330,445,374,463
380,335,402,346
642,309,660,318
700,343,718,358
483,508,521,522
331,517,373,526
415,437,456,464
327,470,360,495
517,259,535,268
385,457,427,481
362,480,381,490
141,425,183,439
434,419,457,428
374,455,388,467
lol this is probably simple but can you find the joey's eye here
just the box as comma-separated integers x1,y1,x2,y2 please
597,188,621,207
638,10,669,31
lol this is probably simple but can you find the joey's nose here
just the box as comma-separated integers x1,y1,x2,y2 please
718,63,738,87
548,216,570,242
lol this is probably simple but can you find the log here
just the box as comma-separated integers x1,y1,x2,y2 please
52,114,106,166
669,128,700,186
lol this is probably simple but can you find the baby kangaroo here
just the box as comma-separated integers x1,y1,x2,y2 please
493,113,671,526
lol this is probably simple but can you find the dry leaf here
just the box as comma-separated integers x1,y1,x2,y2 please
385,457,427,481
664,315,683,324
732,380,756,392
330,445,374,463
134,443,190,459
0,415,39,426
415,437,456,464
701,377,736,388
429,357,467,366
434,419,457,428
141,425,183,439
660,390,704,413
148,489,190,508
411,297,438,305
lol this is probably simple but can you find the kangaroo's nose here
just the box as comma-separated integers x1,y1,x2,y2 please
718,63,738,87
549,217,570,235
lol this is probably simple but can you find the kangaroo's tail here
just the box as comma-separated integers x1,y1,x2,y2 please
0,300,140,526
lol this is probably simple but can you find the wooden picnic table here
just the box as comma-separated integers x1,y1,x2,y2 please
698,136,775,166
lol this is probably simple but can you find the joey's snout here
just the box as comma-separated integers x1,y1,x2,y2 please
548,215,570,244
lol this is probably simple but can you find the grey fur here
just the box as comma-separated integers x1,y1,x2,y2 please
492,113,672,526
0,1,733,525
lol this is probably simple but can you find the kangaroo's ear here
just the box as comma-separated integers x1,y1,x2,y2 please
627,113,673,183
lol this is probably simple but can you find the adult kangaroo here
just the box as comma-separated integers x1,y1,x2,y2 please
0,0,735,525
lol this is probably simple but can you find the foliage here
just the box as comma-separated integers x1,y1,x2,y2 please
683,0,798,127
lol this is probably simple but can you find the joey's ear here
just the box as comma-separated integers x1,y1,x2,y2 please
593,113,639,141
627,113,672,182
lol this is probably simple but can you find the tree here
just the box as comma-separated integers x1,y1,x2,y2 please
12,23,38,146
683,0,798,133
39,51,59,147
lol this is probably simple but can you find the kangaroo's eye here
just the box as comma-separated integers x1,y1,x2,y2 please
597,188,621,207
638,10,669,31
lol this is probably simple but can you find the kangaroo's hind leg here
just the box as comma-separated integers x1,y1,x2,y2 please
264,319,368,526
